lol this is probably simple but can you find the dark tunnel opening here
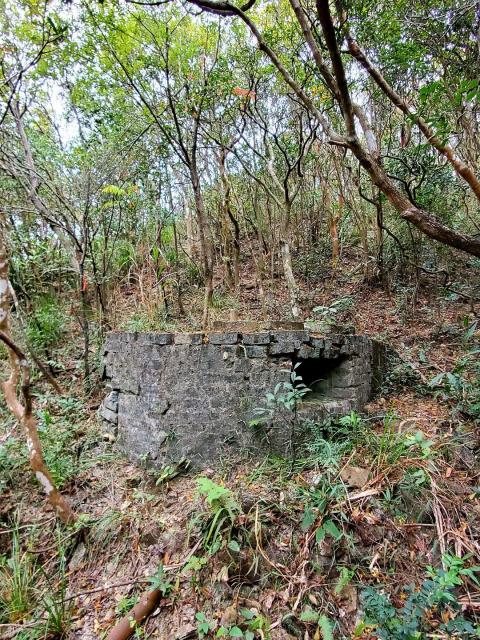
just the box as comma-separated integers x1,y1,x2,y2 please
293,355,346,401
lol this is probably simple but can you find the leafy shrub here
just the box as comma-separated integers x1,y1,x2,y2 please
304,296,354,333
10,238,74,296
0,396,93,491
195,607,270,639
111,238,137,274
429,321,480,422
26,296,64,354
195,478,241,553
360,554,480,639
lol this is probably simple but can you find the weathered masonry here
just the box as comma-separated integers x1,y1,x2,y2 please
99,330,386,468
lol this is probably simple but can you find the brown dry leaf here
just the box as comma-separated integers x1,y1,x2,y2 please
220,605,238,627
341,584,358,614
232,86,256,99
263,590,276,610
214,565,229,583
340,466,370,488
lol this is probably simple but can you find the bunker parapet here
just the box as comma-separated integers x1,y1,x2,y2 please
99,330,387,467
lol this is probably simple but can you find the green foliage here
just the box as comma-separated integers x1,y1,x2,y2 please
0,394,103,493
39,541,73,637
36,403,88,488
211,291,239,311
0,531,39,623
154,458,191,486
305,411,418,469
298,477,346,548
0,524,74,636
381,466,431,520
121,310,176,333
305,296,354,333
10,238,75,297
335,566,355,595
361,555,480,639
299,608,334,639
195,607,270,639
311,296,354,318
429,330,480,423
250,363,310,427
380,358,422,396
148,563,173,596
116,594,139,616
195,478,241,552
26,295,64,354
303,418,353,469
111,238,138,274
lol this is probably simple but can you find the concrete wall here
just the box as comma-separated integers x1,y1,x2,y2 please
99,331,385,467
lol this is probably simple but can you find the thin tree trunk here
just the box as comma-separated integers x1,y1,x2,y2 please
190,164,214,327
0,226,75,525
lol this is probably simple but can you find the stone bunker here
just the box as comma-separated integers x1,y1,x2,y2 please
99,328,387,468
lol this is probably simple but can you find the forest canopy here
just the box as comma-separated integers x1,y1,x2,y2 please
1,0,479,331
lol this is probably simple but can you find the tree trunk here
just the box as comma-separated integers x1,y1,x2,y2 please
350,140,480,256
190,164,214,327
0,225,75,525
280,237,301,319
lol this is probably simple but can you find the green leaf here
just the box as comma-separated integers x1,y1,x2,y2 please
315,526,326,543
240,608,255,620
323,519,342,541
229,626,244,637
429,373,445,386
228,540,241,553
301,506,315,531
318,614,334,640
300,606,320,623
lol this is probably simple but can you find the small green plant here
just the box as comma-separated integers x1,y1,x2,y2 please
250,363,310,467
299,608,334,639
334,566,355,595
195,607,270,639
404,430,435,459
304,419,350,470
148,562,173,596
250,363,310,425
182,555,208,589
428,321,480,422
360,554,480,639
116,595,139,616
196,611,215,638
154,458,191,486
0,530,39,623
195,478,241,552
40,537,74,637
311,296,353,317
429,353,480,423
305,296,354,333
298,480,346,546
211,291,239,311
